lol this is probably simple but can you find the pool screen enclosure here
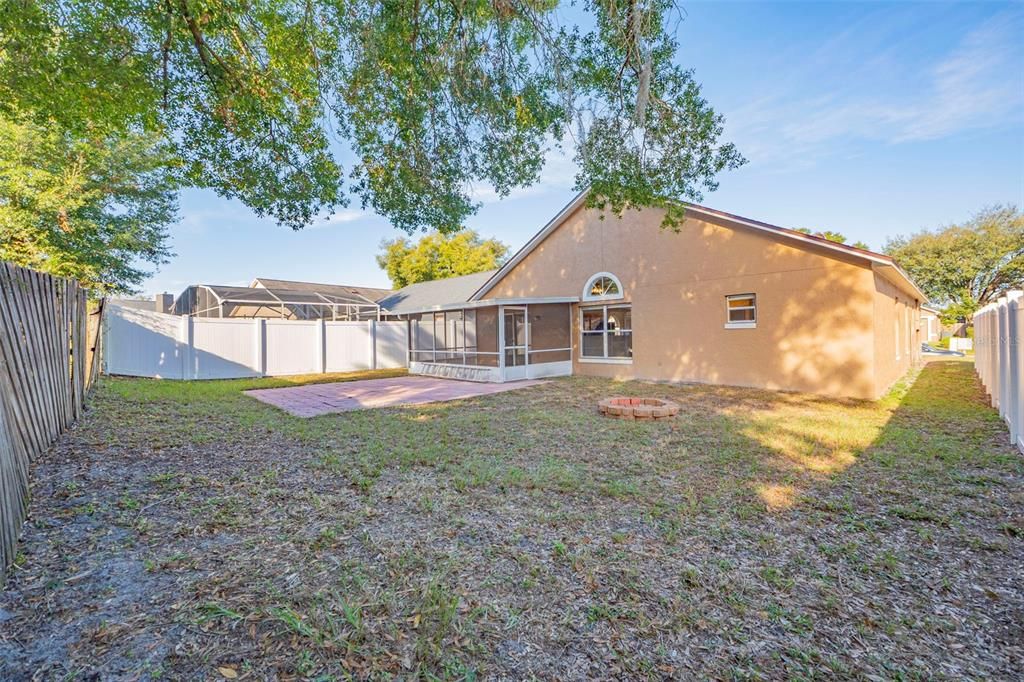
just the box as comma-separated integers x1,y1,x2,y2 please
174,285,381,321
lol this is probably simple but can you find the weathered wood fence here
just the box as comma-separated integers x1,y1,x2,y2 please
973,290,1024,455
0,262,101,579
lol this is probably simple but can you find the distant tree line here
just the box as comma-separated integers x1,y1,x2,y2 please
884,206,1023,323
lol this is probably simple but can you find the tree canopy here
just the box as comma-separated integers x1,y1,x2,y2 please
884,205,1024,321
377,230,509,288
0,116,178,294
0,0,744,236
794,227,869,250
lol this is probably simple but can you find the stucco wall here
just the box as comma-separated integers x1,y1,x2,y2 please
487,205,888,398
871,272,921,397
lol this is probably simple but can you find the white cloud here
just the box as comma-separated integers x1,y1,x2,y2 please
314,208,370,227
724,12,1023,171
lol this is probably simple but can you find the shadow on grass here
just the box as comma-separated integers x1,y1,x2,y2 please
736,359,1020,515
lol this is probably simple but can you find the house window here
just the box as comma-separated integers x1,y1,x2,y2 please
580,305,632,361
582,272,623,301
725,294,756,329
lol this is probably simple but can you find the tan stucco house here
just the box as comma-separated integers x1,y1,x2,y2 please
379,191,926,399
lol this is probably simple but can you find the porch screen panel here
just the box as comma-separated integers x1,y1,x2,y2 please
472,307,499,367
464,310,478,354
433,312,448,360
412,313,437,362
438,310,463,363
529,303,572,363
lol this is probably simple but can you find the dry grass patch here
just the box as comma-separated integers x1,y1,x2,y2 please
1,361,1022,680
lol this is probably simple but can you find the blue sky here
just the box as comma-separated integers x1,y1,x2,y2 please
141,1,1024,296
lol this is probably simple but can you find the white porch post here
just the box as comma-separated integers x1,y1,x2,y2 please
497,305,506,382
524,304,530,367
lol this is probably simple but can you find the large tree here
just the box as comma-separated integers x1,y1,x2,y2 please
0,0,744,235
0,115,178,294
377,230,508,288
884,206,1024,321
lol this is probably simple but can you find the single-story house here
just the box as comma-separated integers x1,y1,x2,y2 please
378,191,926,399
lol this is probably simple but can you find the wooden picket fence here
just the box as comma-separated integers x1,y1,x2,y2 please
0,262,102,580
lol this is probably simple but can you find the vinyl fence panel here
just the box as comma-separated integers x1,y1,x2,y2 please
375,321,409,369
974,291,1023,454
192,318,261,379
104,305,408,381
325,322,372,373
264,320,320,376
104,305,184,379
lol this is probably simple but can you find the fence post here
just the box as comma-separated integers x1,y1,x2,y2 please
1015,296,1024,454
179,314,193,380
253,318,266,377
316,319,326,374
980,307,989,392
999,296,1007,413
989,305,997,407
369,320,377,370
989,304,997,404
1007,293,1022,448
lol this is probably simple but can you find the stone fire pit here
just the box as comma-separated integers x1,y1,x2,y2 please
598,397,679,421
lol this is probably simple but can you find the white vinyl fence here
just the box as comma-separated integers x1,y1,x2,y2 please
949,337,973,353
104,304,407,380
973,291,1023,454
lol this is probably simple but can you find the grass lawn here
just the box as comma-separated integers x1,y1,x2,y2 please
1,360,1021,679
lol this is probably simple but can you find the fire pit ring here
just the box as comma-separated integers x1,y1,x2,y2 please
598,397,679,421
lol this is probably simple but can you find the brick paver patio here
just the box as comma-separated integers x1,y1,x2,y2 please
245,375,547,417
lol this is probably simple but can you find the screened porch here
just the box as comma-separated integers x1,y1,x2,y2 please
406,302,573,382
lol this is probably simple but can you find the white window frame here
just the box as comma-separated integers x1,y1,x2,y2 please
582,272,624,302
579,304,633,364
725,293,757,329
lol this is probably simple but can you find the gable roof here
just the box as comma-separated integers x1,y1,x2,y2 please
469,190,927,303
377,270,498,314
251,277,392,304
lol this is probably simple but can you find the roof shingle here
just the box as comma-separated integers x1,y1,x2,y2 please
377,270,497,314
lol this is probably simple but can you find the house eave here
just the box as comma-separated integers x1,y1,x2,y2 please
469,188,928,306
872,262,929,303
383,296,579,316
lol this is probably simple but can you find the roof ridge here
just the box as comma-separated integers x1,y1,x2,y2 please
470,190,924,301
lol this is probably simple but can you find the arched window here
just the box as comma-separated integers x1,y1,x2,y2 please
582,272,623,301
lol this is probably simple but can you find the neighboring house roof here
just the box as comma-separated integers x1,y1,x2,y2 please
250,277,392,304
377,270,498,314
109,298,156,311
469,190,928,303
921,305,942,315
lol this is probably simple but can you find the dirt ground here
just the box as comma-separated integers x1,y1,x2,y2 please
1,361,1022,680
